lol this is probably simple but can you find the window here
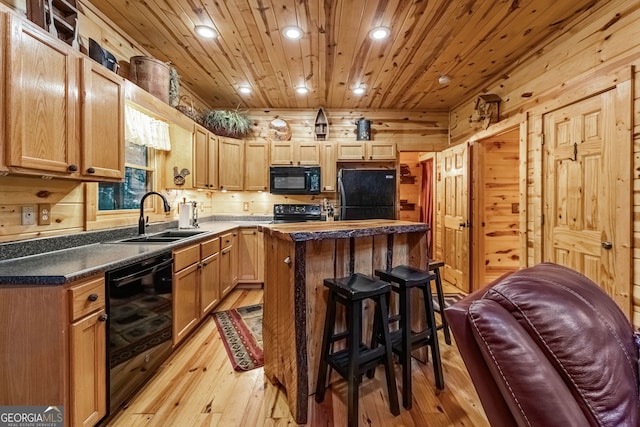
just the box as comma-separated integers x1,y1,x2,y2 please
98,142,156,211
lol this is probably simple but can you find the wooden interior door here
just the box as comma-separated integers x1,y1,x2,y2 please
440,144,470,292
543,85,632,315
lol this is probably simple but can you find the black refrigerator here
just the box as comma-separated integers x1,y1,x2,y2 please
338,168,397,220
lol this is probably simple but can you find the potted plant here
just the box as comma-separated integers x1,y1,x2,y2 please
200,108,253,138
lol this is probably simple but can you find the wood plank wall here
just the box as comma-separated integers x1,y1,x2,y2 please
449,0,640,325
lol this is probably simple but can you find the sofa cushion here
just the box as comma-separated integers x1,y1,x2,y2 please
476,263,638,426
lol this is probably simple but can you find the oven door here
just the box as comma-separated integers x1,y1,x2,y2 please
106,253,173,414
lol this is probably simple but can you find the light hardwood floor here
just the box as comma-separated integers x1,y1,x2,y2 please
107,287,489,427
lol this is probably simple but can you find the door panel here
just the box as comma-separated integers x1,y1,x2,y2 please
543,87,631,315
440,144,470,292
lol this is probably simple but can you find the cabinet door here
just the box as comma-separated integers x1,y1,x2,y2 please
218,137,244,191
368,142,396,160
0,15,6,175
220,246,233,297
70,309,107,427
297,142,320,165
238,228,263,282
193,125,208,189
173,263,199,345
270,141,294,165
200,252,220,316
193,125,218,189
337,142,366,160
245,141,269,191
80,59,124,180
320,142,336,192
6,15,80,176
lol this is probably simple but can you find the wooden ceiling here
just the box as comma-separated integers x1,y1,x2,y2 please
85,0,602,111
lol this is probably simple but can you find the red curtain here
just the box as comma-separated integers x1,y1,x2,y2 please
420,159,434,258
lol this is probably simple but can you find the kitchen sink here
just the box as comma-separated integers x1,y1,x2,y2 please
109,229,206,244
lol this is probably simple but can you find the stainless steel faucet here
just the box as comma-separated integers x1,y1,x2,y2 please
138,191,171,234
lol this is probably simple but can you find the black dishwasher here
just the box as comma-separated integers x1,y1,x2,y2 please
105,251,173,416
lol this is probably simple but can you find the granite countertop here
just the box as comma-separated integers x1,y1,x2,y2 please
258,219,428,242
0,220,269,286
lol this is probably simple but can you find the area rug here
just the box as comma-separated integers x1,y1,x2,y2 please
212,304,263,371
432,293,465,311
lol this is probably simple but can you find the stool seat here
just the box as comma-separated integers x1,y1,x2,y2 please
324,273,391,300
375,265,436,288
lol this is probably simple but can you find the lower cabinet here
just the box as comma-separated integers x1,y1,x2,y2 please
238,227,264,284
68,276,107,427
220,231,238,297
173,236,221,346
0,274,107,427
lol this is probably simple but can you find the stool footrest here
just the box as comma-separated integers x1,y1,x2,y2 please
327,344,389,377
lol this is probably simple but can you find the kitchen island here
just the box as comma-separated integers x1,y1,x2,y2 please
258,220,429,423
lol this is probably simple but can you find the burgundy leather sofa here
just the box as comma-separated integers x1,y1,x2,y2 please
445,262,639,427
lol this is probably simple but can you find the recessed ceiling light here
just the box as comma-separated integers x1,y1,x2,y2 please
369,26,391,40
295,86,309,94
282,26,303,40
353,86,366,95
238,85,252,94
195,25,217,39
438,75,451,85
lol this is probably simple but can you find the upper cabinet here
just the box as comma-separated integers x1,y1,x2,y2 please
337,141,396,161
193,124,218,190
3,14,125,181
5,14,81,177
0,15,6,175
244,141,269,191
164,124,195,189
319,142,337,192
218,136,244,191
270,141,319,165
80,58,124,181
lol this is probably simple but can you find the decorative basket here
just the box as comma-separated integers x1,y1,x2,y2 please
175,95,201,123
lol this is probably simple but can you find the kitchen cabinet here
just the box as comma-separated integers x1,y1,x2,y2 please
80,58,125,181
5,14,81,177
244,141,269,191
271,141,320,165
337,141,396,161
220,231,238,297
163,124,194,189
218,136,244,191
68,276,107,427
193,124,218,189
238,227,264,284
199,237,221,316
319,142,337,192
0,273,107,427
173,236,222,345
172,244,200,345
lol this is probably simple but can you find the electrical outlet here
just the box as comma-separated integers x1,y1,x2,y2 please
38,204,52,225
243,202,249,211
21,206,35,225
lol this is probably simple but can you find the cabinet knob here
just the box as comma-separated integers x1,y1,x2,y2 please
87,167,96,174
601,241,613,250
98,314,108,322
284,256,291,264
361,156,365,160
68,164,78,172
87,293,99,302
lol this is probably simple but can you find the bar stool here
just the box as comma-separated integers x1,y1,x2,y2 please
373,265,444,410
428,260,452,345
315,273,400,427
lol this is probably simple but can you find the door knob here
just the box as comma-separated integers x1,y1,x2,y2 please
601,241,613,250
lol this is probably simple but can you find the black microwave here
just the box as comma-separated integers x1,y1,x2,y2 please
270,166,321,195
